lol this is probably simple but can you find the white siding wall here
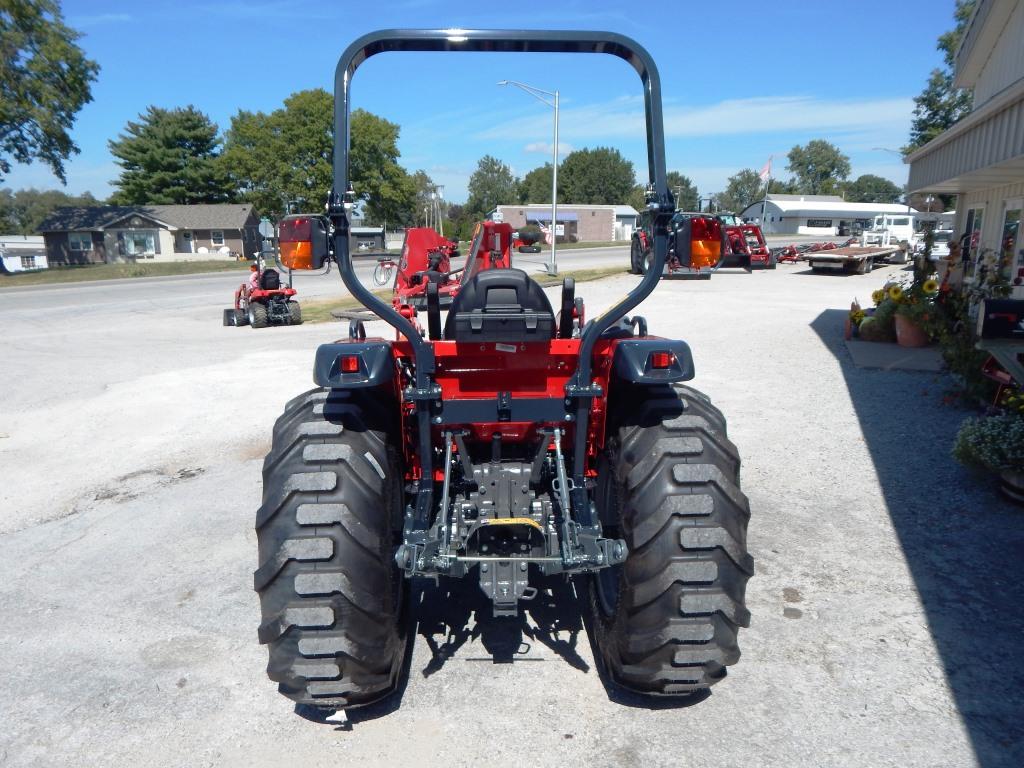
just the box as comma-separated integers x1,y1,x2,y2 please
973,0,1024,106
957,179,1024,296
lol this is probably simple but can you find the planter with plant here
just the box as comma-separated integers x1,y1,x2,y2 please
953,412,1024,503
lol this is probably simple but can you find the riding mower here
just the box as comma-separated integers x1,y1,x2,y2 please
223,249,303,329
254,29,752,712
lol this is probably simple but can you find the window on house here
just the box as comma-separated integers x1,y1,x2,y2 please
211,230,225,246
69,232,91,251
964,207,984,280
20,255,35,269
124,231,157,256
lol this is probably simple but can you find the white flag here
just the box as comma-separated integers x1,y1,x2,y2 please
759,157,772,182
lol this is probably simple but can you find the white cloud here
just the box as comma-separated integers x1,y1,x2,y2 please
72,13,131,26
523,141,573,157
477,94,914,142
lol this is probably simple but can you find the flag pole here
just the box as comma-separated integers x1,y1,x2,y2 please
759,156,772,234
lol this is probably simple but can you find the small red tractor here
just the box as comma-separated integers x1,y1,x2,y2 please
254,29,752,713
224,252,303,329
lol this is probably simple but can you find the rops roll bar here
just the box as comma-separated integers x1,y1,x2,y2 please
328,30,675,508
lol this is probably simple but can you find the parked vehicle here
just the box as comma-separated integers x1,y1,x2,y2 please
255,29,752,712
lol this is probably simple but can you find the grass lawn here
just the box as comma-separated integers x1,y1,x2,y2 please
0,260,250,287
299,265,629,324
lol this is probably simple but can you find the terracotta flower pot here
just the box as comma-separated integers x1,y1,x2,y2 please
999,470,1024,505
895,313,930,348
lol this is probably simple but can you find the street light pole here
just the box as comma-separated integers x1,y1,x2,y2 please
498,79,560,275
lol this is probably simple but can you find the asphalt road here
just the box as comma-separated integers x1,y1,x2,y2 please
1,258,1021,767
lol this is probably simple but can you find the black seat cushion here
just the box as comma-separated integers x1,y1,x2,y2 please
444,268,555,342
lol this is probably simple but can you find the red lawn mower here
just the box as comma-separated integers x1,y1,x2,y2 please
254,29,752,713
224,243,305,329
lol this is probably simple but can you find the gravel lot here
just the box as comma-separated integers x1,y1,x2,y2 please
1,259,1021,768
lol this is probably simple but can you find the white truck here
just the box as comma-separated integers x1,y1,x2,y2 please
861,213,915,264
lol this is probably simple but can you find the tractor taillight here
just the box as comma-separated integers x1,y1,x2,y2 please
278,215,329,270
650,351,675,369
689,216,722,269
340,355,360,373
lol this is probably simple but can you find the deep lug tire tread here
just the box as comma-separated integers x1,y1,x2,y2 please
250,301,269,329
254,387,406,710
591,383,753,696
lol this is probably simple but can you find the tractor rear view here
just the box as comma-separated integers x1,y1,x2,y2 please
254,29,752,713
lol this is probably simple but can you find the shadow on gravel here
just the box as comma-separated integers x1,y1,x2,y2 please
413,576,590,674
811,308,1024,767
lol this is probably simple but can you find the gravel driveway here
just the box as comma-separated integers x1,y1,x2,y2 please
0,260,1021,767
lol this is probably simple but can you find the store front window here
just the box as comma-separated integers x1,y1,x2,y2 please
1003,203,1021,284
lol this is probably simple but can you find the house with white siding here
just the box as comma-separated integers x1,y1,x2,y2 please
906,0,1024,294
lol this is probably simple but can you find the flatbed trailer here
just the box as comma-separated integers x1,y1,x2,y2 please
807,246,903,274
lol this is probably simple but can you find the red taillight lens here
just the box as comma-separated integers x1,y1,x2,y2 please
650,351,676,369
689,216,722,268
340,355,360,373
279,217,315,269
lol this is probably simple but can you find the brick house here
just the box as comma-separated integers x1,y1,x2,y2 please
38,204,262,265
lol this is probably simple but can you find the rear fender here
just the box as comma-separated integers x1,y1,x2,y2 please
314,341,395,388
612,338,695,384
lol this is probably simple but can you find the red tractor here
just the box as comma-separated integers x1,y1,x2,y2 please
224,254,304,328
254,30,752,713
630,208,723,278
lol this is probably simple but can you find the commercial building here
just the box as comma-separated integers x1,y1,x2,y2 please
739,195,917,236
0,235,47,272
906,0,1024,294
489,204,639,242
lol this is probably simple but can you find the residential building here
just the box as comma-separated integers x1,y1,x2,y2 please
0,235,47,273
38,204,261,265
906,0,1024,293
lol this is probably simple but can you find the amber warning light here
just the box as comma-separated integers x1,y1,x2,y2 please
278,215,329,270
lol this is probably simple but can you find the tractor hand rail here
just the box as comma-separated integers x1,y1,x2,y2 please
329,29,674,371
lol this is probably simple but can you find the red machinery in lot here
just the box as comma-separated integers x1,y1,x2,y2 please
721,221,774,270
631,208,723,278
375,221,518,309
223,260,302,328
255,29,751,712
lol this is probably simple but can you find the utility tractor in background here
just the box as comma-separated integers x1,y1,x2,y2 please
254,29,752,713
630,208,723,278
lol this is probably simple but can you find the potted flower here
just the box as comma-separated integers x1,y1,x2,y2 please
892,278,940,348
953,413,1024,503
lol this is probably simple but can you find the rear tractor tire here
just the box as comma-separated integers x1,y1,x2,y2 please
590,383,753,696
249,301,269,329
288,301,303,325
254,387,408,710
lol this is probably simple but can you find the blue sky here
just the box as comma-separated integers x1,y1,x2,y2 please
6,0,956,204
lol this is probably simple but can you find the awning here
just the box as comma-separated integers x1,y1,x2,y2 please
906,79,1024,194
524,211,579,221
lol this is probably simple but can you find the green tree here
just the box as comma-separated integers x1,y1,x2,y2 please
350,107,416,225
0,0,99,184
842,174,902,204
409,169,440,227
519,163,555,204
667,172,698,210
108,106,233,204
714,169,764,212
786,140,851,195
768,178,797,195
0,186,98,233
223,91,415,222
466,155,518,215
905,1,975,152
558,147,635,204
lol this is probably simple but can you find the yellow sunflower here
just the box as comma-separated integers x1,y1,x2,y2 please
871,289,885,305
887,285,904,301
923,279,939,294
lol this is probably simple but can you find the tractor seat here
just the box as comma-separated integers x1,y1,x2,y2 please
444,268,555,342
260,268,281,290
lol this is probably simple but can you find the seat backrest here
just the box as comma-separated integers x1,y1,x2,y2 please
260,268,280,290
444,268,555,342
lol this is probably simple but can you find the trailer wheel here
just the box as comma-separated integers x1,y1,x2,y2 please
856,256,872,275
590,383,753,696
249,301,269,328
629,238,644,275
288,301,303,325
255,388,408,710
